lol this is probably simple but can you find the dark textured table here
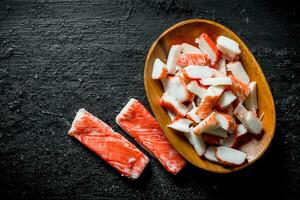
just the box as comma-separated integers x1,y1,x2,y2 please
0,0,299,199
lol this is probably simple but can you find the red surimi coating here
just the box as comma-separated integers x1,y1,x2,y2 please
116,99,186,174
68,109,149,180
177,53,209,66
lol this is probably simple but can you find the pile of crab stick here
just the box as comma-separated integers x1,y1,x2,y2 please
152,33,263,166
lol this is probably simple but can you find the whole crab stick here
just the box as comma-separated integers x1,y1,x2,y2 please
68,109,149,180
116,99,186,174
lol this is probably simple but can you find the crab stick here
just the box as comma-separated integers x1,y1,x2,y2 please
152,58,168,79
68,109,149,180
186,80,207,98
194,112,219,135
196,86,225,119
166,45,181,74
195,33,221,65
217,36,241,59
177,53,209,66
160,93,189,117
116,99,186,174
227,61,249,84
182,65,214,79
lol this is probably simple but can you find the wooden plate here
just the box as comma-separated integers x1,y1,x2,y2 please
144,19,276,173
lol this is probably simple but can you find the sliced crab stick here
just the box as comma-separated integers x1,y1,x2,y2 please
216,36,241,59
212,68,227,78
180,43,203,54
161,76,188,103
168,118,193,133
182,65,214,79
116,99,186,174
216,58,227,75
160,93,189,117
244,111,263,134
200,77,232,86
218,90,237,109
216,112,235,131
236,124,247,136
186,107,201,123
186,80,207,98
215,146,247,166
204,146,219,163
68,109,149,180
152,58,168,79
244,81,258,114
196,86,225,119
184,127,206,156
230,75,250,102
204,127,228,138
195,33,221,65
177,54,209,66
194,112,219,135
227,61,249,84
233,103,249,124
166,45,181,74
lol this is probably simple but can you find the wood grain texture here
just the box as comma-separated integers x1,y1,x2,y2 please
0,0,299,199
144,19,276,173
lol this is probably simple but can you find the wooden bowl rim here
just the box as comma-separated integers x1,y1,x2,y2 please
144,19,276,173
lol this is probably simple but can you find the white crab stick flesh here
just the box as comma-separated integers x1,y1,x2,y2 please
204,127,228,138
184,127,206,156
216,112,234,131
216,36,241,59
233,103,249,124
234,103,262,134
215,146,247,166
195,33,221,65
196,86,225,119
204,146,219,163
244,82,258,114
182,65,214,79
168,118,193,133
152,58,168,79
227,61,249,84
181,43,203,54
186,107,201,123
236,124,247,136
245,111,262,134
166,45,181,74
160,93,189,117
212,68,227,78
167,110,176,121
218,90,237,109
194,112,219,135
200,77,232,86
186,80,207,98
216,58,227,75
161,76,188,103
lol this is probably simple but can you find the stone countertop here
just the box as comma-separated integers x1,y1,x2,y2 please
0,0,299,199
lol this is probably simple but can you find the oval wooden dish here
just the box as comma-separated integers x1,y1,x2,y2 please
144,19,276,173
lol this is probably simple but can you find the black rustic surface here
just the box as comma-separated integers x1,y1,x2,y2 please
0,0,299,199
